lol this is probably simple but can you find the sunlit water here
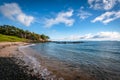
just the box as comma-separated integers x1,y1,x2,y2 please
29,41,120,80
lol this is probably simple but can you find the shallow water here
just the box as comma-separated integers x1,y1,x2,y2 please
29,41,120,80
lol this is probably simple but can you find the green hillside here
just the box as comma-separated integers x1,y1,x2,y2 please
0,25,50,42
0,34,28,42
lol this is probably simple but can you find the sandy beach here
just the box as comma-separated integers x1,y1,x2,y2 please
0,42,28,57
0,42,63,80
0,42,43,80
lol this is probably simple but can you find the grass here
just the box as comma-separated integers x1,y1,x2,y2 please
0,34,28,42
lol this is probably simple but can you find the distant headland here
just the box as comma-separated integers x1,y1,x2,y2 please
52,41,84,44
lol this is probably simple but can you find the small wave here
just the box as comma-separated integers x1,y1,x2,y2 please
18,45,64,80
19,44,36,48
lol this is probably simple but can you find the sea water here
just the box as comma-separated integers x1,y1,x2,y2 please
29,41,120,80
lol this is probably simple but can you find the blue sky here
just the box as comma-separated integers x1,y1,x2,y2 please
0,0,120,41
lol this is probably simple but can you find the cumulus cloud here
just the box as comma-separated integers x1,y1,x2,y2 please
61,32,120,41
77,7,92,20
44,9,74,27
91,11,120,24
0,3,34,26
88,0,119,10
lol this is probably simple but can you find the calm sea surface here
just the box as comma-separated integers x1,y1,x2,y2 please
30,41,120,80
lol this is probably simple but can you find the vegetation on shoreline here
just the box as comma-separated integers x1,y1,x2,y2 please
0,25,49,42
0,34,27,42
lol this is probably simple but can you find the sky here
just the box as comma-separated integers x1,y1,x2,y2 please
0,0,120,41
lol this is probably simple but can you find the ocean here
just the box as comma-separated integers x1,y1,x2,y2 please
26,41,120,80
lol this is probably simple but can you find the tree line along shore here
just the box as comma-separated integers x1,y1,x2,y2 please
0,25,50,42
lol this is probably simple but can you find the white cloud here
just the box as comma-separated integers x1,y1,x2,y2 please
0,3,34,26
80,32,120,40
91,11,120,24
78,7,92,20
44,9,74,27
59,31,120,41
88,0,119,10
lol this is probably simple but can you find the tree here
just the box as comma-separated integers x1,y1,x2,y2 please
41,34,49,40
0,25,50,42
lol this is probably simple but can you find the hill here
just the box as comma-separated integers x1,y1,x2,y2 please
0,25,49,42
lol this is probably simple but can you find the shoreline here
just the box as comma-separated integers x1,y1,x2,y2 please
0,42,63,80
0,42,45,80
20,42,120,80
20,43,93,80
1,42,119,80
0,42,29,57
18,43,64,80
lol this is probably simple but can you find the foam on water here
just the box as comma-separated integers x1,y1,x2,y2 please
18,44,64,80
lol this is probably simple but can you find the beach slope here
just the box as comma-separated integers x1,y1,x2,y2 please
0,42,41,80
